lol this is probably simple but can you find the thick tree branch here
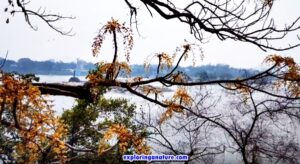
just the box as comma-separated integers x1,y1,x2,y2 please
33,83,93,101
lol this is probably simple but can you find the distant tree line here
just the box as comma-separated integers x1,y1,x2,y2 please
0,58,93,75
0,57,257,80
131,64,258,81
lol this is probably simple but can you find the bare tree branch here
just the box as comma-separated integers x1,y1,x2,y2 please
124,0,300,51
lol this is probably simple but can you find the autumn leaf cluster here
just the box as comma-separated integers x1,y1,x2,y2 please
99,124,150,155
0,73,67,163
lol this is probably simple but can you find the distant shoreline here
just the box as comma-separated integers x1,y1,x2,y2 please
1,57,258,80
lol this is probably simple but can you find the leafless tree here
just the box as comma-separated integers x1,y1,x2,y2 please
4,0,74,35
4,1,300,50
136,88,225,163
124,0,300,51
218,87,300,163
136,84,300,163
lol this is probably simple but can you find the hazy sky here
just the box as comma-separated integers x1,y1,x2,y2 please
0,0,300,69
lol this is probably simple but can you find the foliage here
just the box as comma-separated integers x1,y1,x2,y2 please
92,18,133,61
0,71,149,163
0,73,67,163
84,18,300,163
2,0,300,163
61,96,149,162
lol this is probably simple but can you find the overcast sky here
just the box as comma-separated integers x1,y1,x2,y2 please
0,0,300,69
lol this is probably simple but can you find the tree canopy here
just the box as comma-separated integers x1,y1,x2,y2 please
1,0,300,163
